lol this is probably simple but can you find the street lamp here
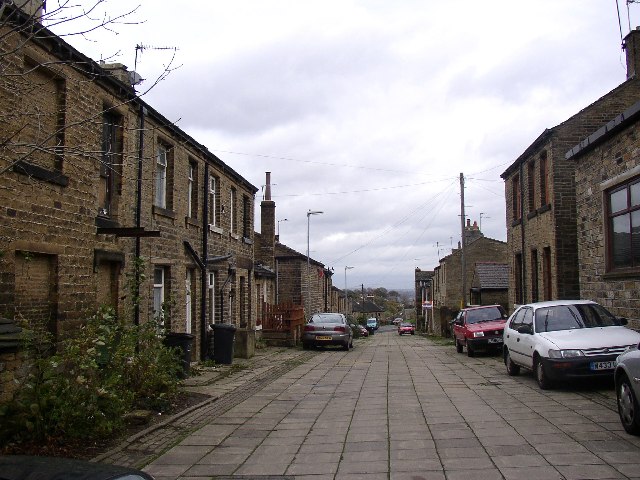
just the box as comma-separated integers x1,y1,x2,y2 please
306,210,323,317
277,218,288,236
344,266,354,315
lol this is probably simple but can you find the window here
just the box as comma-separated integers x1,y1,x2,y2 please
155,142,173,209
209,176,218,226
242,195,251,238
607,177,640,271
512,174,521,221
539,152,549,206
187,160,198,219
528,161,536,213
230,188,237,233
185,269,193,334
153,267,167,327
208,272,216,325
99,111,123,217
514,253,523,304
155,145,167,208
530,249,538,303
22,57,66,173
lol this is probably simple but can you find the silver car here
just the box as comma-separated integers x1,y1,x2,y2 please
302,313,353,350
615,343,640,435
503,300,640,389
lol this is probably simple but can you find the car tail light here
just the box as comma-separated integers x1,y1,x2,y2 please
334,326,346,333
304,325,315,332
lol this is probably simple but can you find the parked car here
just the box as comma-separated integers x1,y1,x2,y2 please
398,322,415,335
358,324,369,337
350,323,369,338
503,300,640,390
0,455,155,480
615,343,640,435
452,305,508,356
366,317,379,334
393,318,403,325
303,313,353,350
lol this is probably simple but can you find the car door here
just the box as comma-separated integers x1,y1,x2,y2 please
514,307,536,369
452,311,464,343
505,307,526,365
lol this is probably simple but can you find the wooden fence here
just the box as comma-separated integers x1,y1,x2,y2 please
259,301,305,346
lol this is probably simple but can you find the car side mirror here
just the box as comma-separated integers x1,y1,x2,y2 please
617,317,628,326
517,324,532,335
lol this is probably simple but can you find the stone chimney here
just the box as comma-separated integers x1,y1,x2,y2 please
623,27,640,80
99,62,142,87
13,0,45,21
464,218,484,244
259,172,276,267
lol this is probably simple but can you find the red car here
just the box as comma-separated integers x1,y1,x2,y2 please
398,323,415,335
452,305,508,357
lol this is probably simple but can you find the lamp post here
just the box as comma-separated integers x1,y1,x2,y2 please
344,266,354,315
306,210,323,317
277,218,288,236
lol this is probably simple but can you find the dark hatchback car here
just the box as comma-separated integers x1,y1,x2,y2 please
0,455,155,480
302,313,353,350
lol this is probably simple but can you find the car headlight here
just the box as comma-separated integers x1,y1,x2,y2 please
548,349,584,359
473,332,484,338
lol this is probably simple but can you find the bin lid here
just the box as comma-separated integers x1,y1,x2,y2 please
164,332,195,339
212,323,237,331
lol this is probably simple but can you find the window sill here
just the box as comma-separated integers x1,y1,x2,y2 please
511,218,522,228
230,233,240,240
526,210,537,220
209,224,223,235
603,269,640,280
537,203,551,214
243,237,254,245
153,205,176,219
185,217,200,228
95,216,119,229
14,160,68,187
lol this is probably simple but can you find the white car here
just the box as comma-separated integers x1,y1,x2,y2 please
503,300,640,390
615,344,640,435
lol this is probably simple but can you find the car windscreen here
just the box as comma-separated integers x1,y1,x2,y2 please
311,314,343,324
465,307,504,324
534,304,619,332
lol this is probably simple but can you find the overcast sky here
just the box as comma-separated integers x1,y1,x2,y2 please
54,0,639,290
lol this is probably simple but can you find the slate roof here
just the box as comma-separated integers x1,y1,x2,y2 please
474,262,509,290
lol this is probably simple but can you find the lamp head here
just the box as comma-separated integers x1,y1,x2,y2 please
307,210,323,216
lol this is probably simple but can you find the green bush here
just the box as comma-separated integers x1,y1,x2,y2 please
0,307,181,445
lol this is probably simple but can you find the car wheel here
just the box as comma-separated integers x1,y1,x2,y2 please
504,349,520,376
466,344,475,357
535,357,553,390
411,331,415,335
302,342,310,350
617,373,640,435
455,338,463,353
342,341,349,351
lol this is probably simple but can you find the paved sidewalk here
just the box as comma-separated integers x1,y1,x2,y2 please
100,331,640,480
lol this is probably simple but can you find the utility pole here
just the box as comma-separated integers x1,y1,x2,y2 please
361,284,365,323
460,172,467,309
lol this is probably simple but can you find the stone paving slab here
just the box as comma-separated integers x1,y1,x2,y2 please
96,330,640,479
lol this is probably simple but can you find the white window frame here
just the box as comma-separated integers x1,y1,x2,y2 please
187,163,194,218
230,188,236,233
209,176,217,226
153,267,165,326
208,272,216,325
185,269,192,334
155,145,167,208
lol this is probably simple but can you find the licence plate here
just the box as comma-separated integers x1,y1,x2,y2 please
316,336,332,341
488,338,502,344
590,361,616,371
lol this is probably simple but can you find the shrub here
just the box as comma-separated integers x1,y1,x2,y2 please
0,307,181,445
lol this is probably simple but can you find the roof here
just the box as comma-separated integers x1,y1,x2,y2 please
275,242,324,268
474,262,509,290
566,99,640,160
352,300,384,314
